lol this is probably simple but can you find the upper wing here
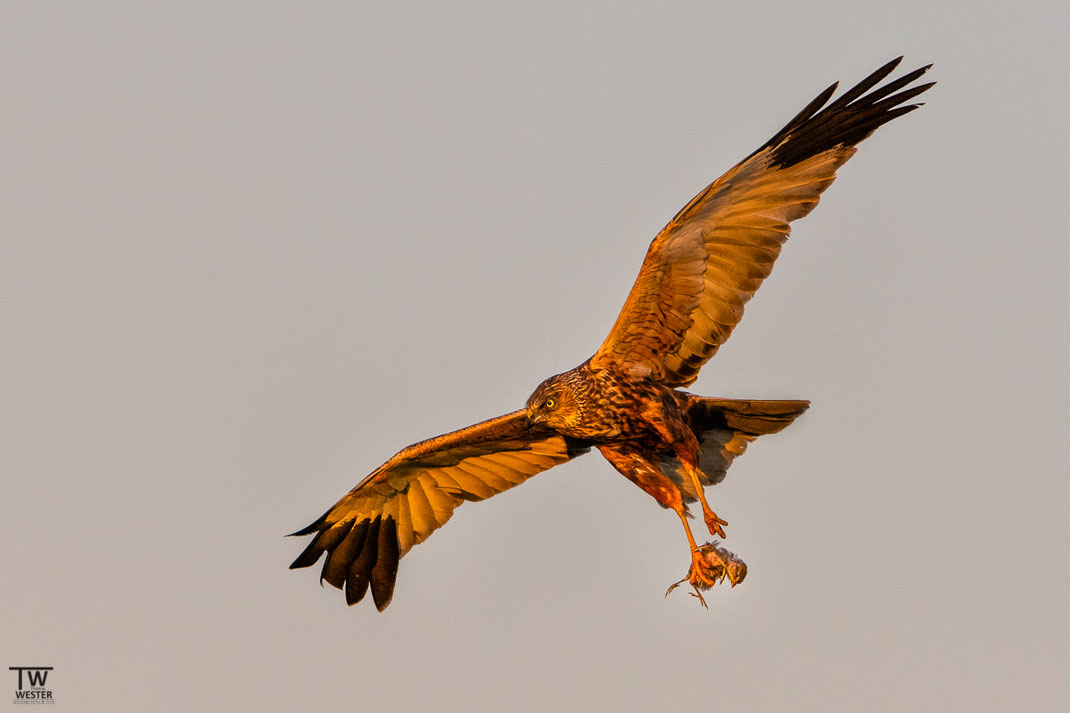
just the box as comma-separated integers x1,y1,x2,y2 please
289,410,590,610
591,57,934,386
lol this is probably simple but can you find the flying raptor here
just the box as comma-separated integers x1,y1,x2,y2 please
290,57,934,610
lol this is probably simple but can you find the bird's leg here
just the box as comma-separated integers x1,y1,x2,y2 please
665,506,708,607
595,443,740,605
679,455,728,539
657,417,729,540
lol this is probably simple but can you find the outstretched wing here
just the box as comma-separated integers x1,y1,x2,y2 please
289,410,590,610
591,57,934,386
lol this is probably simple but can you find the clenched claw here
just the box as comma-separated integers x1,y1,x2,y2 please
665,541,747,607
704,511,729,539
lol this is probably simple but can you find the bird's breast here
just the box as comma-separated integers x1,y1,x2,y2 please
558,365,676,443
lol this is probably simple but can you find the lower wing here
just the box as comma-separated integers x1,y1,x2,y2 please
289,409,591,610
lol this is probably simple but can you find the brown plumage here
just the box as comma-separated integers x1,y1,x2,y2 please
290,57,934,610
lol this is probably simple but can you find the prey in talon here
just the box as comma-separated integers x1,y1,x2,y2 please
667,542,750,608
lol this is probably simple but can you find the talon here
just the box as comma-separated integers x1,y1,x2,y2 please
704,512,728,539
669,498,740,607
666,542,748,605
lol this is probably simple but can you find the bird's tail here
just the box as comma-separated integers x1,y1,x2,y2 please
662,397,810,497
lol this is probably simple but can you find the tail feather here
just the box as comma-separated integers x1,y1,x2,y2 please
661,396,809,498
691,398,810,437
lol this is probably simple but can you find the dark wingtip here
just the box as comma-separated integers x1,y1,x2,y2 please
287,517,325,538
761,57,935,169
864,55,905,86
881,56,905,73
291,512,404,610
345,578,369,606
289,541,325,570
370,517,400,611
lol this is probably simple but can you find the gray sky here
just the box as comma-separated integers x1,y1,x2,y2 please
3,2,1068,711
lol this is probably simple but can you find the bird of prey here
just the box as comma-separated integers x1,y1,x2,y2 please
290,57,934,610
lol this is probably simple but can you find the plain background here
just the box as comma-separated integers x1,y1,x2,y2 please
3,2,1067,711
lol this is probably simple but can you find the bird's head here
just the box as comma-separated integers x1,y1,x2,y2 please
526,373,582,431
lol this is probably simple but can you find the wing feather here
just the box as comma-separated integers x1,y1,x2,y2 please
458,458,526,486
444,465,501,499
592,58,934,386
289,409,591,610
404,480,437,544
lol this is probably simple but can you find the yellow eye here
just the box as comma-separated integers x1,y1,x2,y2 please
545,398,556,409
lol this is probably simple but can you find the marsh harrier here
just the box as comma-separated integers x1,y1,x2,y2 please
290,57,934,610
